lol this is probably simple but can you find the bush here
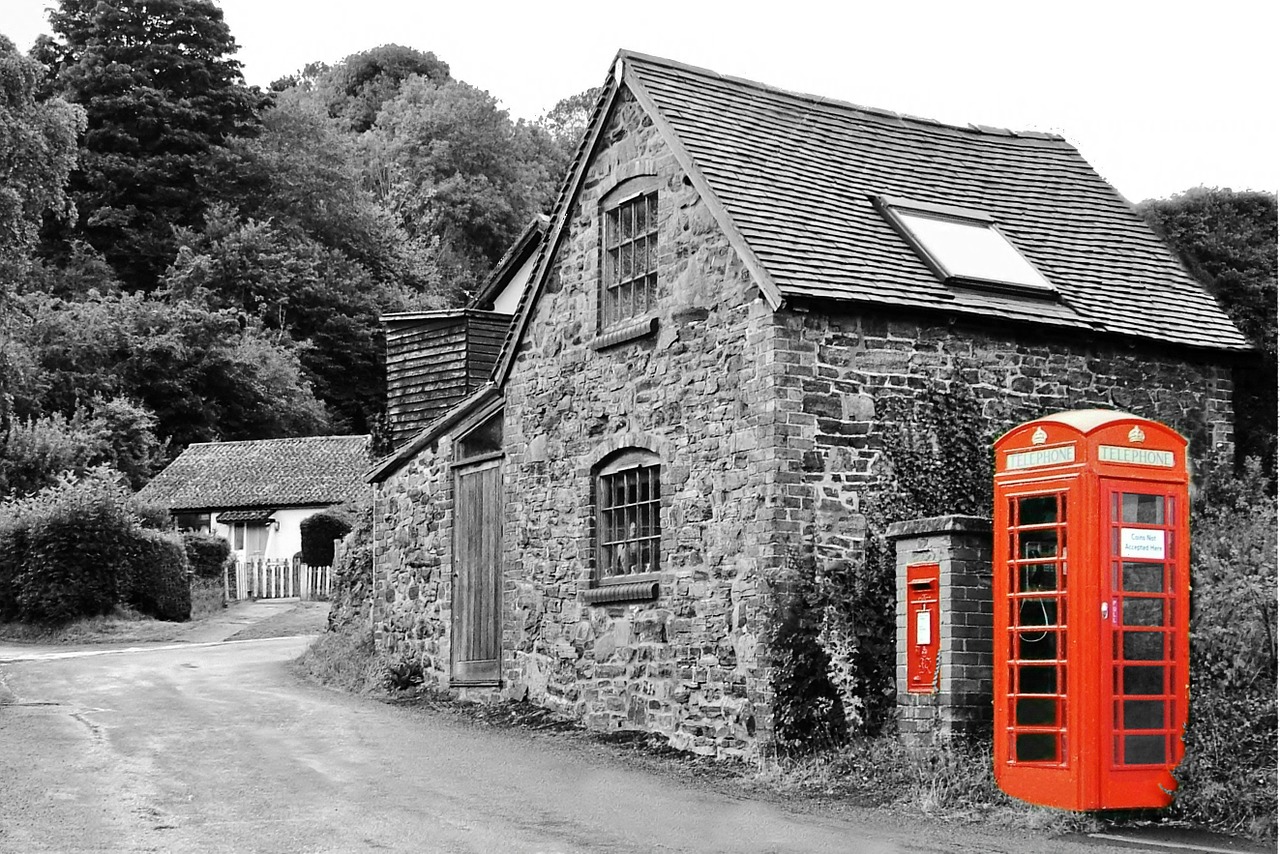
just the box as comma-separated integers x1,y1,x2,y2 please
1173,457,1277,841
15,470,138,624
183,531,230,579
130,497,173,530
123,529,191,622
300,508,352,566
0,504,31,622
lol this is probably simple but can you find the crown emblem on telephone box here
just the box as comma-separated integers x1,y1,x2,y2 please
1128,426,1146,444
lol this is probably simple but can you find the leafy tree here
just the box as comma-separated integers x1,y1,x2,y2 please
317,44,450,132
535,86,600,157
162,207,389,431
33,0,264,290
0,34,84,436
372,78,563,296
1139,188,1278,478
7,289,331,451
0,35,83,269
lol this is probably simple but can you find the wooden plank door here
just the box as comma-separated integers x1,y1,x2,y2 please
451,459,502,684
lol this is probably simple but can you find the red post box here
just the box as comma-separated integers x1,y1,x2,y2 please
906,563,940,694
992,410,1189,810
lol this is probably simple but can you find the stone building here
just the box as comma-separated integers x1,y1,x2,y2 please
367,51,1248,757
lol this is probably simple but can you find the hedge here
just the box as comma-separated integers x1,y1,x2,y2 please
0,468,193,626
300,509,352,567
183,531,230,580
15,472,138,624
124,530,191,622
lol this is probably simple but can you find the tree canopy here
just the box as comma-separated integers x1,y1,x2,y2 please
2,1,594,497
33,0,262,290
0,35,83,269
1139,187,1278,477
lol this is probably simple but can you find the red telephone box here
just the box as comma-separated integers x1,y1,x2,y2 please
993,410,1189,810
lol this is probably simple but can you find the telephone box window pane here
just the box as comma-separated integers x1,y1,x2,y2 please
1017,630,1057,660
1124,735,1166,765
1020,529,1058,559
1123,666,1165,695
1123,598,1165,626
1121,494,1165,525
1017,597,1057,628
1016,698,1058,726
1124,699,1166,730
1018,495,1058,526
1122,562,1164,593
1020,563,1057,592
1123,631,1165,660
1016,733,1059,762
1020,665,1057,694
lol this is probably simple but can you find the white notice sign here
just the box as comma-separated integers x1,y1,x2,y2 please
915,609,932,645
1120,528,1166,559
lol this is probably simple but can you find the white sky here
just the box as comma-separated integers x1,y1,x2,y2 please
2,0,1276,204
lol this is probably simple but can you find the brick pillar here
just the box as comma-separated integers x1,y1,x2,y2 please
885,515,993,746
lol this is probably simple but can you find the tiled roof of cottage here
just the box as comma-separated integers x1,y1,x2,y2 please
494,51,1248,384
624,52,1246,349
136,435,371,511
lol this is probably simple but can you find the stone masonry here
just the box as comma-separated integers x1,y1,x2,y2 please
886,515,994,744
497,89,790,758
371,86,1238,759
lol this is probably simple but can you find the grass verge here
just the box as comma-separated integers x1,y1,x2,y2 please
292,621,386,694
0,603,187,644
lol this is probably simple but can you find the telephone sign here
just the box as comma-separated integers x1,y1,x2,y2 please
992,410,1190,811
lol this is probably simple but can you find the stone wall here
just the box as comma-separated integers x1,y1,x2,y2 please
782,306,1233,563
772,304,1233,729
498,89,789,757
372,434,455,682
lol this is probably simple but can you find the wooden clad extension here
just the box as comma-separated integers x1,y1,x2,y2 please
384,310,512,447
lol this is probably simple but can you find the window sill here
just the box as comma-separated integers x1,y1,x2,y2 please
590,317,659,351
582,578,660,604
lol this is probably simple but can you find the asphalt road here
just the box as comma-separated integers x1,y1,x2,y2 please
0,635,1251,854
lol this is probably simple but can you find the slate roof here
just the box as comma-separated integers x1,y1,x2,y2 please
137,435,371,512
495,51,1248,384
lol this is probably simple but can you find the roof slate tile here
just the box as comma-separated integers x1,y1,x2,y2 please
622,52,1246,350
136,435,371,511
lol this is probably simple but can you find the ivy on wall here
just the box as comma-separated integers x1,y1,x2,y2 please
817,374,1000,736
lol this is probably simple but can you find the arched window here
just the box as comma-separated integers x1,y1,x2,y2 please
595,449,661,579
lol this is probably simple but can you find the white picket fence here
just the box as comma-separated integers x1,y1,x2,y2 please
225,557,333,602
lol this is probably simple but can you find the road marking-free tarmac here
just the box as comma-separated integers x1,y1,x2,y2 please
0,635,309,664
1089,832,1256,854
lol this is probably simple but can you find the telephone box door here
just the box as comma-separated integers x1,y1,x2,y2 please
994,481,1081,800
1097,480,1186,805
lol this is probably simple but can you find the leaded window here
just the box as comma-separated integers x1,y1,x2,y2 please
601,190,659,328
596,450,660,578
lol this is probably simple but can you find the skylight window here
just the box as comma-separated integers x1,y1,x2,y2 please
875,196,1056,296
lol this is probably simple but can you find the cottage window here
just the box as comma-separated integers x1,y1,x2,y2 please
596,450,661,579
601,186,659,329
874,195,1056,295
